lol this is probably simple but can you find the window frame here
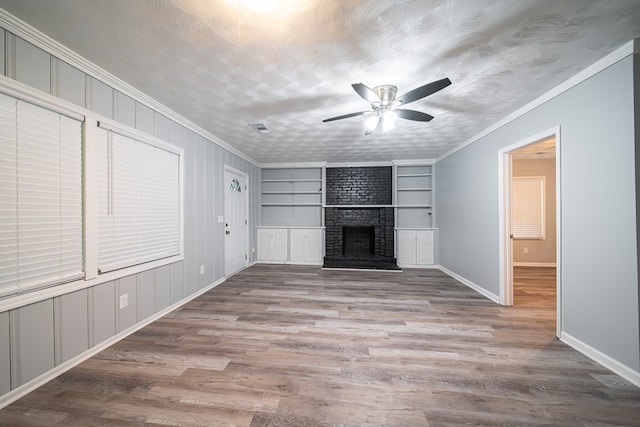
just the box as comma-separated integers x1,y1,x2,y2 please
93,118,184,275
0,77,184,310
511,176,546,240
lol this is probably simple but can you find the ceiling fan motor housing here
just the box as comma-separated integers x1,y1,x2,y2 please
372,85,398,106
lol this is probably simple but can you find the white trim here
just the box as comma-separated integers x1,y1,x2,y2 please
97,118,183,156
94,123,184,274
0,275,227,410
274,261,323,266
255,226,325,229
255,260,288,265
437,40,635,162
82,116,98,280
0,8,259,167
438,265,500,304
261,162,327,169
397,264,439,269
325,161,393,167
0,74,83,120
394,227,438,231
555,129,563,339
560,332,640,388
498,149,512,305
497,126,562,336
0,255,183,313
513,262,557,267
392,159,436,166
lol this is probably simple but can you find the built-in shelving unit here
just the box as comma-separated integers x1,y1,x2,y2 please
393,163,437,267
394,164,433,228
258,167,324,265
261,167,322,226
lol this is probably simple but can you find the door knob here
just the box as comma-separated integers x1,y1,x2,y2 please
225,230,231,235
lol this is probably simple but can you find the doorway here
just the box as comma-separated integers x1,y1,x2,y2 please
224,166,248,276
499,127,561,336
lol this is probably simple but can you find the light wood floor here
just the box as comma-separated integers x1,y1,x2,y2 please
2,265,639,426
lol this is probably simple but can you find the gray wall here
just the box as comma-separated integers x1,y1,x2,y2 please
0,29,260,398
512,158,556,264
436,55,639,373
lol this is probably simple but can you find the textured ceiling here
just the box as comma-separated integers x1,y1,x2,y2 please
1,0,639,164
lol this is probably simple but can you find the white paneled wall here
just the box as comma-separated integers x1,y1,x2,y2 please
0,23,260,406
0,312,10,395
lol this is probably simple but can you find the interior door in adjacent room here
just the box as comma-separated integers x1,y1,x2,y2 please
500,129,560,337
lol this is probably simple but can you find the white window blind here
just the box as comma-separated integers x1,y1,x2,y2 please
96,127,180,273
512,176,545,239
0,93,83,298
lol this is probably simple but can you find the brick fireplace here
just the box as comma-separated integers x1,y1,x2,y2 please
323,166,398,269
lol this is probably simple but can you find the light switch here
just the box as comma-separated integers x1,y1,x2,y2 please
217,215,224,223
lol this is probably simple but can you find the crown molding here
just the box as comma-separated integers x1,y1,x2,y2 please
0,7,259,167
260,162,327,169
325,161,393,168
437,39,637,162
392,159,436,166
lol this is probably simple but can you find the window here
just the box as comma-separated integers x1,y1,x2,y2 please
96,126,181,273
512,176,545,239
0,93,83,297
230,178,241,192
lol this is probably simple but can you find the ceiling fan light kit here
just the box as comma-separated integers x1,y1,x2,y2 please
323,78,452,135
242,0,279,13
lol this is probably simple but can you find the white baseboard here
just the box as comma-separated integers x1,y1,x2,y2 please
397,264,440,269
560,332,640,388
256,260,323,266
513,262,557,267
437,265,501,304
0,276,226,409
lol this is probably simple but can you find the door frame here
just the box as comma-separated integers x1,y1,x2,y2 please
498,125,562,337
224,165,249,276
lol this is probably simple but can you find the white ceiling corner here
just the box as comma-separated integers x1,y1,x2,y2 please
0,0,638,164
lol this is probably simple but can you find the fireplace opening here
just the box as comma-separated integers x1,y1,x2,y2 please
342,226,375,258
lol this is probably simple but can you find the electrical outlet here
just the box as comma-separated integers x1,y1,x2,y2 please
252,246,255,253
523,247,529,254
119,293,128,309
200,265,205,275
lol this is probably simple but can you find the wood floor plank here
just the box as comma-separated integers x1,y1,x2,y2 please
1,264,639,426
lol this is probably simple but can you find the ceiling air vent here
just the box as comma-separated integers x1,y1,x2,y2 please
248,123,272,134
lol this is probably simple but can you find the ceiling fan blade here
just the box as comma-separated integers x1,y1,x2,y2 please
396,78,451,106
322,111,368,123
395,109,434,122
352,83,380,104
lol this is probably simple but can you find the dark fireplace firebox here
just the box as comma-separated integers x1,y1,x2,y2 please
343,226,375,257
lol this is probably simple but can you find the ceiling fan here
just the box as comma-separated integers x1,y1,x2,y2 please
322,78,451,135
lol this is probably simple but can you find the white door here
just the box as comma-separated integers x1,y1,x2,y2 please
224,168,248,276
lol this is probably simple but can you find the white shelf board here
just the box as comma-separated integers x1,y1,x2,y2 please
262,203,322,206
261,191,321,194
261,179,322,183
